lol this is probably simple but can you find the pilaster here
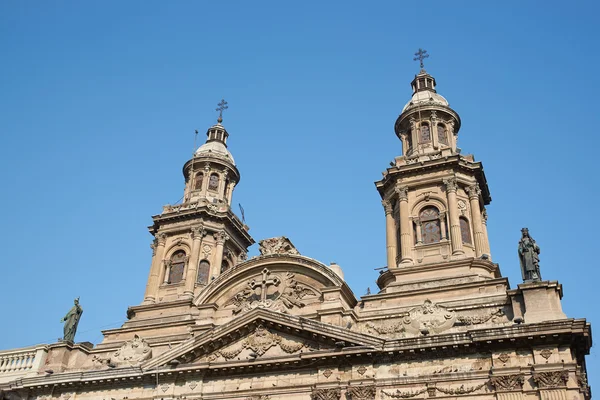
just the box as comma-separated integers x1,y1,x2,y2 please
395,185,413,264
382,199,398,269
466,183,486,257
143,233,167,304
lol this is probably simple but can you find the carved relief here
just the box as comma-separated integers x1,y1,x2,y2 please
112,334,152,365
497,353,510,364
490,374,525,391
455,309,507,326
403,300,456,335
222,268,318,314
202,244,212,258
533,371,569,388
205,324,312,361
382,388,427,398
435,382,488,395
346,385,376,400
364,321,405,337
258,237,300,255
311,388,341,400
539,349,552,360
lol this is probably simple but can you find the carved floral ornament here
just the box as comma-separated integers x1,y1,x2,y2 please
311,387,341,400
222,268,318,314
346,385,377,400
258,236,300,256
489,374,525,391
382,381,489,398
204,324,315,362
113,334,152,365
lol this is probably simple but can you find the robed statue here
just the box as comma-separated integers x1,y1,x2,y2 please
61,298,83,343
518,228,541,282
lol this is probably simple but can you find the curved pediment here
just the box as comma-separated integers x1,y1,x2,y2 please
194,254,357,316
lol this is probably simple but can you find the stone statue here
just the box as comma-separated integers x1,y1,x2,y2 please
61,297,83,343
518,228,541,282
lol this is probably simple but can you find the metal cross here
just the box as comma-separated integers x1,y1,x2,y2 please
413,48,429,70
250,268,280,302
216,99,228,122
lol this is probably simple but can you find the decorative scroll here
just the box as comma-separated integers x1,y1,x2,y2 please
112,334,152,365
533,371,569,388
311,388,341,400
259,236,300,255
222,268,317,314
206,325,310,361
346,385,376,400
490,374,525,391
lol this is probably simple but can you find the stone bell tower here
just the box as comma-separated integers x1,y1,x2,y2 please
142,100,254,304
376,50,493,288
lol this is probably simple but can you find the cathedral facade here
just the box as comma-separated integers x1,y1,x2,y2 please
0,65,592,400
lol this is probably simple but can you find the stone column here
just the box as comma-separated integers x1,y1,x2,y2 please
143,233,167,304
201,163,210,197
183,225,206,299
439,211,447,240
382,200,398,269
226,182,236,205
466,183,486,257
430,111,439,149
213,231,229,276
396,185,413,264
443,178,464,255
482,209,492,259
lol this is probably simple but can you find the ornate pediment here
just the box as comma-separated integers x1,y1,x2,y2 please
222,268,319,314
259,236,300,255
200,324,324,362
142,308,384,371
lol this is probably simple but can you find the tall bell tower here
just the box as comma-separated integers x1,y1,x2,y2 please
142,100,254,304
376,50,494,289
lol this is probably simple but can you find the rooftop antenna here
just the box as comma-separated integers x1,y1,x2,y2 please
238,203,246,224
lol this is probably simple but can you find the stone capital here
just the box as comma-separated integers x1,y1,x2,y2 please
214,231,230,245
443,178,458,193
395,185,409,201
156,233,167,246
466,183,481,199
382,200,393,215
191,225,207,240
150,240,157,256
204,162,211,171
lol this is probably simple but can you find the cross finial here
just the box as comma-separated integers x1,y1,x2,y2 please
216,99,228,123
413,48,429,70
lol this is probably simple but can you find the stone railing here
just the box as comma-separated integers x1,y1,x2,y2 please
0,345,48,384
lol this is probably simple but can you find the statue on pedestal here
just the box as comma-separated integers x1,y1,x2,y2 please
518,228,541,282
61,297,83,343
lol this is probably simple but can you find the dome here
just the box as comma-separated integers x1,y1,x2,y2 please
402,90,449,113
194,140,236,165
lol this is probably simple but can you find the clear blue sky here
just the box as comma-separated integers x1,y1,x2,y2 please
1,0,598,388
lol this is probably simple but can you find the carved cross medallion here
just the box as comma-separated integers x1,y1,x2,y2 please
250,268,281,302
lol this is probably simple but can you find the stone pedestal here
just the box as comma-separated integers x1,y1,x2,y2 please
512,281,566,324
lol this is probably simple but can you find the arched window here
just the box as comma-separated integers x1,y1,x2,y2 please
420,207,441,244
419,123,431,143
193,173,203,190
220,260,230,273
437,124,448,145
208,173,219,191
197,260,210,285
460,217,472,244
168,250,186,284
